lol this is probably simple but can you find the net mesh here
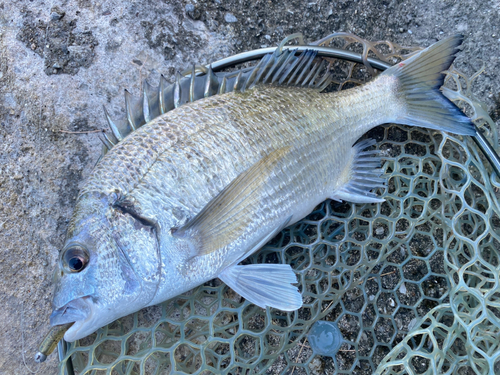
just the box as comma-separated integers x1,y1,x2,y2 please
58,34,500,375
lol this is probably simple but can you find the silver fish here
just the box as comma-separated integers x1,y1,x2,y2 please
50,34,474,342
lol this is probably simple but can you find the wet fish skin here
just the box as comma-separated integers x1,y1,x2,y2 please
84,86,384,288
50,35,474,342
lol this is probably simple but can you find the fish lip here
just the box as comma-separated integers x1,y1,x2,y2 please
50,296,92,327
51,296,100,342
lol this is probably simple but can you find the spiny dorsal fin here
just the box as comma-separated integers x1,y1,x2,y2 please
101,35,333,155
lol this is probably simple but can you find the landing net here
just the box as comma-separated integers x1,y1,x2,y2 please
58,34,500,375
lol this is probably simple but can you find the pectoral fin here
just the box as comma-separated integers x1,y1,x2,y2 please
172,147,291,256
219,264,302,311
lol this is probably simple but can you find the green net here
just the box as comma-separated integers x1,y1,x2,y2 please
58,35,500,375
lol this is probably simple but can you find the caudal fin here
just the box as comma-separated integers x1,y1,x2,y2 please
382,34,476,136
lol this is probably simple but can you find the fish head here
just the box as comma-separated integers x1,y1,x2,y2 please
50,192,161,342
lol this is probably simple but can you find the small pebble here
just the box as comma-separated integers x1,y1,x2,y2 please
51,12,62,20
399,283,407,294
50,9,65,20
225,13,237,23
308,357,324,374
185,4,201,19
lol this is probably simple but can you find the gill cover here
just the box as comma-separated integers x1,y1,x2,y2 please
51,192,161,341
110,197,161,305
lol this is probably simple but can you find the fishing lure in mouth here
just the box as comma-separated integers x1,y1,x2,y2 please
34,323,73,363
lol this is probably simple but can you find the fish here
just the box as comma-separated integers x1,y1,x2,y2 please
49,34,475,342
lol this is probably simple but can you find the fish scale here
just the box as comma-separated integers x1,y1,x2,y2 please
50,35,476,343
89,84,387,303
89,87,343,219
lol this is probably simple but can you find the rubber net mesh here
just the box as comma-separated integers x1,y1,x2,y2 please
58,34,500,375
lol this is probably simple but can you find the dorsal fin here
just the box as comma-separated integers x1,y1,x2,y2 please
100,36,333,155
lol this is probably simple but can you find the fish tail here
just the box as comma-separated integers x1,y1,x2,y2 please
383,34,476,136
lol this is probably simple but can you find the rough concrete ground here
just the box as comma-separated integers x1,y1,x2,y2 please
0,0,499,374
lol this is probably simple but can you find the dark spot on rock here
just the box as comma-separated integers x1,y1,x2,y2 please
110,18,119,27
490,93,500,123
177,0,399,54
70,117,97,132
53,216,70,248
105,39,121,52
132,59,143,66
76,0,92,9
166,67,176,76
140,20,204,61
163,47,176,61
57,139,88,208
17,7,99,76
185,4,202,20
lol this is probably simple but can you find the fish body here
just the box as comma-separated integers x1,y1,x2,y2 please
79,86,385,303
50,35,475,342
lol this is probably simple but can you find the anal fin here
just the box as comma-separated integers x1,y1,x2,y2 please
331,139,385,204
219,264,302,311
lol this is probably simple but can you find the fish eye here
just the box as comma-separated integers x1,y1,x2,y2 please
62,246,89,273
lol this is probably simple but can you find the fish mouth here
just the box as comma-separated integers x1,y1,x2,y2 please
50,296,95,342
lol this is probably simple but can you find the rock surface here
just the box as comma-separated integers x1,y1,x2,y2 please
0,0,498,374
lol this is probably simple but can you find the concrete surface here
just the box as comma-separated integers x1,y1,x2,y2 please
0,0,499,374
